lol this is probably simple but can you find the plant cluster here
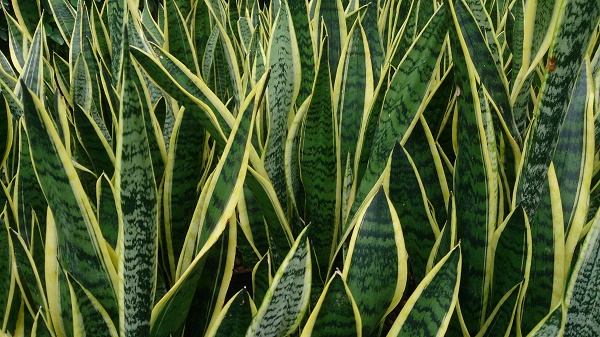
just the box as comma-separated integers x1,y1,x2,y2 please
0,0,599,336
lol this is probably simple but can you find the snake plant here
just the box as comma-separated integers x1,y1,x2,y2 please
0,0,599,336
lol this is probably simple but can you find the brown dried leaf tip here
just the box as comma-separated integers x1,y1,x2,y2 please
546,57,557,71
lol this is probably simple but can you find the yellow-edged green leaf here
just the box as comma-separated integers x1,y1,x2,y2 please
4,11,29,72
165,0,199,75
563,208,600,336
300,271,361,337
47,0,76,46
489,206,530,318
21,81,119,330
163,105,206,280
389,142,438,282
115,33,158,336
187,224,237,336
554,60,594,269
107,0,125,82
150,69,259,337
264,0,300,208
349,5,447,227
477,284,521,337
288,0,315,104
65,273,118,337
16,120,47,243
339,17,372,184
515,0,600,218
207,288,256,337
387,245,461,336
246,226,311,337
131,44,230,143
15,19,44,100
344,187,408,336
452,0,519,143
9,229,46,317
96,174,118,250
252,251,271,307
0,216,10,322
521,166,565,335
526,304,563,337
300,38,337,278
450,3,498,328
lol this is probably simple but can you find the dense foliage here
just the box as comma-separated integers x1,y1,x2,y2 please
0,0,599,336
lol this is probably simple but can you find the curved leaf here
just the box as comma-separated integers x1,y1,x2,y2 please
387,245,461,336
246,226,311,337
344,187,408,336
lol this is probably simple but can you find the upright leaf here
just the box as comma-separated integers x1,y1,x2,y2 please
150,71,260,337
389,142,437,282
207,288,256,337
349,5,447,226
264,0,300,207
344,187,408,336
563,209,600,336
450,3,504,332
387,246,461,337
515,0,600,218
301,40,337,279
300,271,361,337
21,81,119,328
163,106,206,279
246,226,312,337
115,33,158,336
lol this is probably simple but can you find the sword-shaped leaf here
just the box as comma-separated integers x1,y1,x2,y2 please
489,206,530,316
301,38,337,278
15,20,44,100
246,226,311,337
207,288,256,337
526,305,563,337
449,3,499,328
288,0,315,104
339,18,373,183
515,0,600,219
563,208,600,336
452,0,519,143
0,217,9,322
72,102,115,178
344,187,408,336
386,245,461,337
131,45,230,143
46,0,76,47
22,81,119,330
66,273,118,337
520,164,565,335
16,121,47,243
300,271,361,337
193,0,211,74
554,61,594,270
96,174,118,250
9,229,46,317
349,5,447,227
264,0,300,208
252,251,272,307
163,105,206,280
317,0,345,80
115,33,158,336
150,69,260,337
107,0,125,82
165,0,199,75
389,142,438,282
4,12,29,72
192,224,238,336
478,283,521,337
